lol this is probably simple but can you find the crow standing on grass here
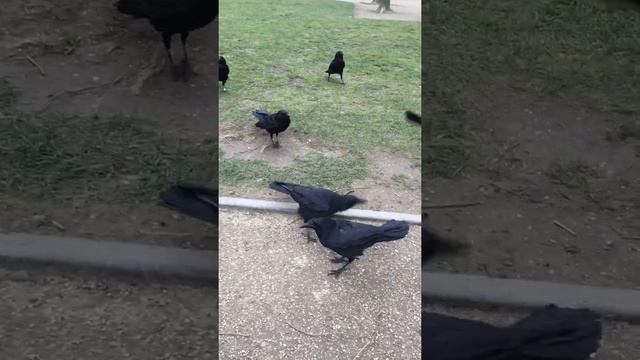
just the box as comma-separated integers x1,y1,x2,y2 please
269,181,366,222
301,218,409,277
160,182,218,224
219,55,229,91
251,109,291,148
115,0,218,80
326,51,345,84
422,304,603,360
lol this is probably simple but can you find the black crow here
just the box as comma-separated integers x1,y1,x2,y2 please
301,218,410,277
251,109,291,148
160,182,218,224
269,181,366,222
422,304,602,360
218,55,229,91
115,0,218,80
325,51,345,84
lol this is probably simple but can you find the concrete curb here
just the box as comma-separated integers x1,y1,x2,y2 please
0,233,217,281
423,271,640,319
219,196,422,224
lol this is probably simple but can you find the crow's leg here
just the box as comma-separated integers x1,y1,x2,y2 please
340,72,344,84
305,228,317,242
180,32,196,80
328,258,354,278
330,256,349,264
162,33,180,80
327,73,331,81
274,133,281,148
222,79,227,92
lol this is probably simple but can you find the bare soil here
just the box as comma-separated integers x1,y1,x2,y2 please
0,268,217,360
0,0,218,247
425,84,640,288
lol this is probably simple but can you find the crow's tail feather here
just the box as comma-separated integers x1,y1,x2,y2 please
115,0,147,18
251,109,270,122
511,304,603,359
160,183,218,225
422,305,602,360
405,111,422,124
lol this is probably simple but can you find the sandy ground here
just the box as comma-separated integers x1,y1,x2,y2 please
219,210,421,359
0,268,217,360
423,303,640,360
425,86,640,288
337,0,421,22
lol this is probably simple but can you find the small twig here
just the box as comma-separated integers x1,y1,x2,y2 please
553,220,577,237
352,311,383,360
609,225,625,236
50,220,65,231
25,55,46,76
452,164,466,177
282,321,327,337
220,332,252,338
423,201,482,210
37,74,126,113
351,339,373,360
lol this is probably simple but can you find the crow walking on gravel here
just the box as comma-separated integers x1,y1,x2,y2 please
301,218,409,277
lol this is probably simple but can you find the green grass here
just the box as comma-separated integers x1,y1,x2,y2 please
0,78,18,111
0,81,216,205
220,152,368,190
219,0,421,188
424,0,640,178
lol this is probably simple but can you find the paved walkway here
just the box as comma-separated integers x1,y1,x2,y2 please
219,209,421,359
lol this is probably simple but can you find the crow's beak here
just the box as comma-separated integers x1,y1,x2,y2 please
356,197,367,204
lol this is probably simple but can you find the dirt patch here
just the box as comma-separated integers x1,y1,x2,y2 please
0,0,218,244
287,76,304,87
1,0,217,139
220,151,421,215
267,65,288,76
0,199,216,250
425,86,640,289
0,269,216,360
219,122,345,167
